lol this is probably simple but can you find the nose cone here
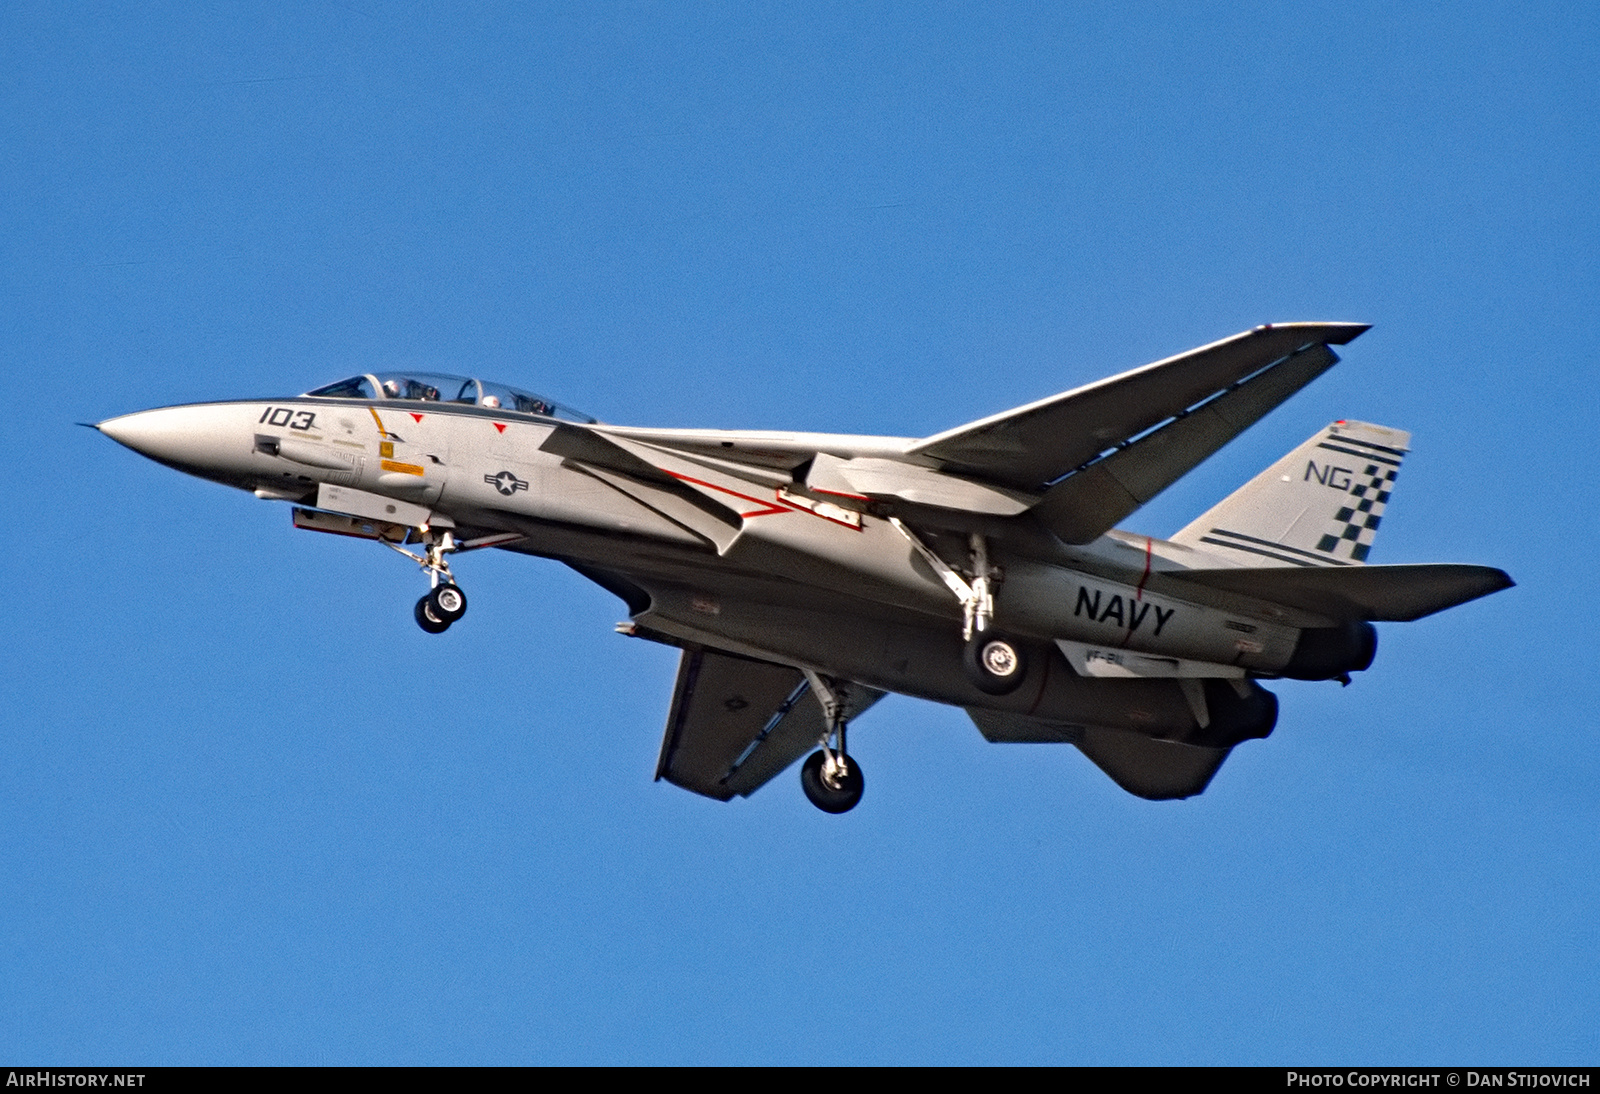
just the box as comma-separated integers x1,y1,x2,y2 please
100,406,208,467
96,403,257,483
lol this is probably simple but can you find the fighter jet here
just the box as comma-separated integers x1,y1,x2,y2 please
94,323,1512,812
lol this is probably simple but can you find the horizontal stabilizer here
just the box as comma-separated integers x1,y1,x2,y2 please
967,709,1229,800
910,322,1368,492
1073,726,1231,801
1167,563,1514,622
968,708,1081,744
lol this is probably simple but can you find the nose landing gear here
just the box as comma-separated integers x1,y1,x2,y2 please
385,527,471,634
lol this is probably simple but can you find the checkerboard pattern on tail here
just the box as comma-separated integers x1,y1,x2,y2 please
1315,458,1399,563
1171,421,1411,568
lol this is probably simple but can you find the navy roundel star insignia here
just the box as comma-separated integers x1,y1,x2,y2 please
485,470,529,496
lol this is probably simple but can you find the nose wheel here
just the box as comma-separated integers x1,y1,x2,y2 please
383,526,472,634
414,582,468,633
428,582,467,622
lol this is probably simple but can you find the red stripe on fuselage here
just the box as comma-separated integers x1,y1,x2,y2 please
663,471,799,519
1135,536,1152,600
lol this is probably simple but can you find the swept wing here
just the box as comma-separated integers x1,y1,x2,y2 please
908,322,1369,491
547,324,1370,547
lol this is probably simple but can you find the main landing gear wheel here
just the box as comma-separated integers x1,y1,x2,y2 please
414,595,451,633
427,582,468,623
800,750,865,814
964,632,1027,695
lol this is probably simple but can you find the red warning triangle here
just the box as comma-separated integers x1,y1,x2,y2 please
410,413,425,423
493,423,506,434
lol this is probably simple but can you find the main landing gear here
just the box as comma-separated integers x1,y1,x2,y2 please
799,670,865,814
386,526,470,634
889,519,1027,695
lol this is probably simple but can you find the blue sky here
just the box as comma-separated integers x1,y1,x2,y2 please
3,1,1596,1064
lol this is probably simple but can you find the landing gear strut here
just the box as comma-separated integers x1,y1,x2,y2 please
386,526,470,634
799,669,865,814
890,520,1028,695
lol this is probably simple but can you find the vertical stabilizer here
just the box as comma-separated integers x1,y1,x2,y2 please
1170,421,1409,567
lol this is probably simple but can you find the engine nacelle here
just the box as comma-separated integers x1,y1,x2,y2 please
1183,678,1279,749
1279,621,1378,681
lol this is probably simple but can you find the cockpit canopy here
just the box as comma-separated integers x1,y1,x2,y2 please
304,371,596,423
